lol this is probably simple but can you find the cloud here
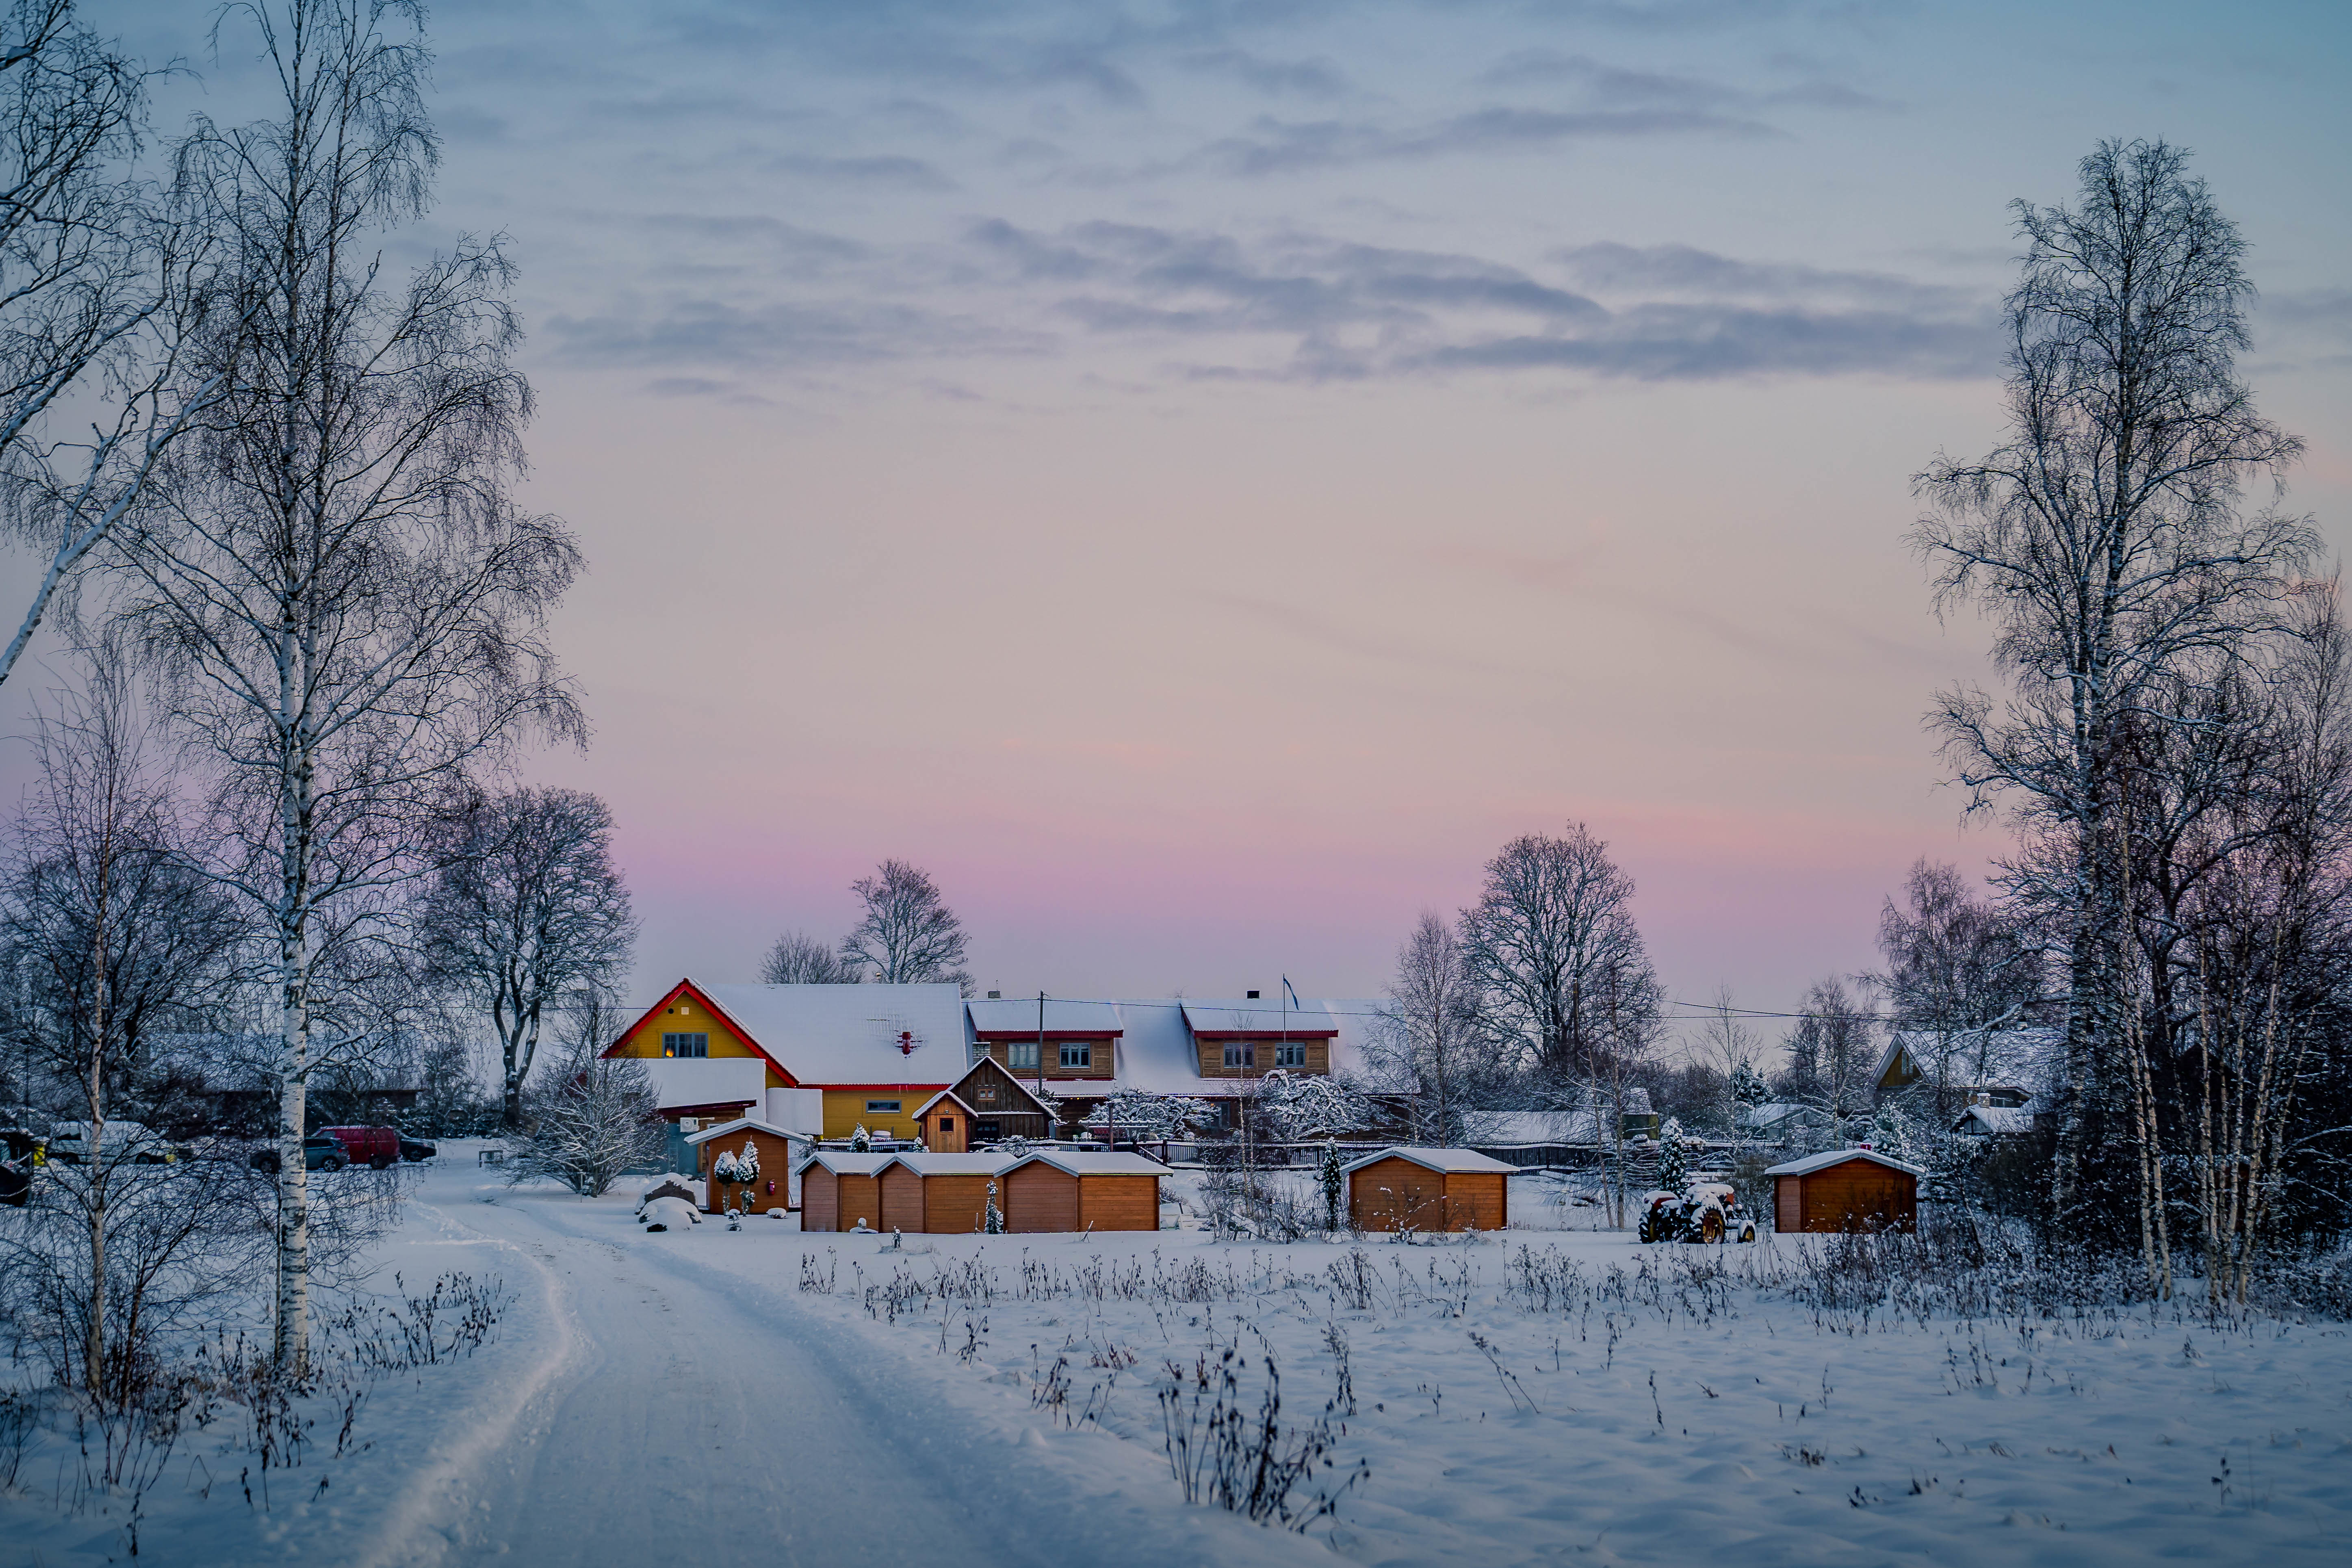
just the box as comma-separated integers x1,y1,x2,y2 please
765,153,958,191
1178,47,1349,98
966,220,1996,383
1199,105,1779,175
545,297,1052,373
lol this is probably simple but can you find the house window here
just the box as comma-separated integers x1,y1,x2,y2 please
663,1033,708,1058
975,1119,1000,1140
1058,1041,1092,1071
866,1100,902,1115
1274,1040,1306,1069
939,1117,954,1132
1222,1041,1253,1070
971,1041,992,1064
1008,1041,1038,1071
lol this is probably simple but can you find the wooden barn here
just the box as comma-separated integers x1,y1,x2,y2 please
1765,1149,1921,1234
798,1151,895,1232
873,1153,1019,1233
1344,1147,1513,1232
1000,1151,1164,1233
912,1058,1056,1151
684,1117,807,1215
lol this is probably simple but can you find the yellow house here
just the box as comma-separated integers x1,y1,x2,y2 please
602,978,960,1142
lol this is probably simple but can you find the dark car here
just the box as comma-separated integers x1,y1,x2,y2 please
249,1134,350,1173
0,1155,27,1206
398,1137,438,1162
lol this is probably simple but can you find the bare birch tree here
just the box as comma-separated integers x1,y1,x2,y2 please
421,786,634,1128
1911,139,2314,1227
1869,860,2043,1117
840,859,969,988
111,0,580,1370
0,1,230,687
1369,911,1490,1144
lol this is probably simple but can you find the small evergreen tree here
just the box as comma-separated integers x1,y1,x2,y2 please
1728,1060,1771,1107
850,1123,870,1152
983,1180,1004,1234
1657,1115,1688,1195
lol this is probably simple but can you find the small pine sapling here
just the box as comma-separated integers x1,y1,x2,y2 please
1657,1116,1688,1196
850,1123,871,1153
983,1180,1004,1234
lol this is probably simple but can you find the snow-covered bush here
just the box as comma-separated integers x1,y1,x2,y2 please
1319,1140,1345,1231
850,1124,870,1152
1257,1071,1375,1143
1084,1088,1216,1142
732,1138,760,1182
1656,1117,1688,1194
982,1181,1003,1234
506,1048,664,1197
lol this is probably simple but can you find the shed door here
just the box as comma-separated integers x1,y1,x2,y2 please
804,1169,837,1232
880,1167,924,1234
1775,1176,1799,1234
1005,1164,1079,1232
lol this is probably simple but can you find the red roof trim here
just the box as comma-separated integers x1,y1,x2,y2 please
818,1083,952,1093
601,978,799,1086
659,1099,758,1121
972,1029,1122,1041
1188,1028,1339,1040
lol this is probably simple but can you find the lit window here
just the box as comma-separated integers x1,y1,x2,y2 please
1009,1041,1038,1071
866,1100,901,1115
1058,1041,1092,1070
1222,1041,1252,1069
663,1033,708,1058
1275,1041,1306,1068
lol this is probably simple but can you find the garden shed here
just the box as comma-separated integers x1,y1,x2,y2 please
798,1150,894,1232
1001,1150,1164,1232
1765,1149,1921,1234
1344,1147,1513,1232
684,1117,807,1215
875,1152,1018,1233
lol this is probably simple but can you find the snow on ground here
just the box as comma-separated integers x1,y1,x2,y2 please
5,1153,2348,1566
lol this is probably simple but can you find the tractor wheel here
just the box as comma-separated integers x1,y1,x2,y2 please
1738,1221,1757,1243
1700,1208,1725,1243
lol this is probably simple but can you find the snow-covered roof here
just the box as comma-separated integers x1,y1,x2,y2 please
683,1116,811,1147
1343,1145,1517,1176
1875,1028,2061,1102
1179,999,1338,1037
796,1151,896,1175
878,1152,1019,1176
1477,1109,1599,1145
1763,1148,1925,1178
1006,1149,1169,1177
1953,1104,2035,1136
966,998,1123,1036
1739,1101,1824,1129
626,980,970,1087
910,1089,975,1119
1109,996,1380,1095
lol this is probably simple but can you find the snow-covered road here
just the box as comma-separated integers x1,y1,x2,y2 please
380,1164,1320,1568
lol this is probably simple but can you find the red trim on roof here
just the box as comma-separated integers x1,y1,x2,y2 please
601,978,799,1085
972,1029,1121,1041
659,1100,758,1121
819,1083,952,1093
1188,1027,1338,1040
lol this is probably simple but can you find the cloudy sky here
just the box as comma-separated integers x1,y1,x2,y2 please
45,1,2352,1024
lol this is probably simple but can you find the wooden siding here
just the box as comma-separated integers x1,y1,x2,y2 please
1191,1037,1332,1078
879,1165,925,1234
835,1172,882,1232
1348,1158,1502,1232
1005,1162,1080,1232
918,1103,967,1153
696,1128,797,1214
923,1173,999,1234
802,1167,838,1232
608,985,784,1088
1077,1173,1160,1232
969,1039,1116,1080
1775,1160,1916,1234
821,1089,930,1142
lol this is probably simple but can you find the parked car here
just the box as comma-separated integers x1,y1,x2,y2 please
45,1120,187,1165
249,1134,350,1173
398,1136,438,1162
321,1125,400,1169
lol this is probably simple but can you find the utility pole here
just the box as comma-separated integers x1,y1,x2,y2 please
1036,990,1047,1127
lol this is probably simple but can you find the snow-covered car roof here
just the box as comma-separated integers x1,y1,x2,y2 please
1763,1148,1925,1178
1342,1145,1517,1176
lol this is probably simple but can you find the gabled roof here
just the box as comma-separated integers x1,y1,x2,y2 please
606,979,969,1087
1763,1148,1925,1178
683,1116,810,1147
910,1089,976,1119
1180,999,1339,1038
1342,1145,1517,1176
921,1056,1055,1120
876,1152,1021,1176
796,1150,896,1176
1952,1104,2035,1136
1873,1028,2061,1100
967,998,1123,1037
1004,1149,1169,1177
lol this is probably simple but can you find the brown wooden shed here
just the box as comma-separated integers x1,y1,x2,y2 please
796,1151,895,1232
1002,1151,1164,1232
1344,1147,1514,1232
684,1117,809,1216
1765,1149,1921,1234
913,1059,1055,1150
868,1153,1019,1233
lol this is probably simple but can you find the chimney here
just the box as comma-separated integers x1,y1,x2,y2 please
987,990,1001,1000
1246,990,1260,1000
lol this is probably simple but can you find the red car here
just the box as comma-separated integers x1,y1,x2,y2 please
322,1126,401,1169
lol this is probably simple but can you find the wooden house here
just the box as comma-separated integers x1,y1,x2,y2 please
798,1151,895,1232
683,1117,807,1215
911,1057,1055,1150
1765,1149,1921,1233
1343,1147,1513,1232
1000,1150,1164,1232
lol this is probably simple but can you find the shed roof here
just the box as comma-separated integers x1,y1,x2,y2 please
1179,998,1339,1037
1342,1145,1517,1176
877,1152,1019,1176
1763,1148,1925,1178
796,1151,896,1176
1004,1149,1169,1177
683,1116,810,1147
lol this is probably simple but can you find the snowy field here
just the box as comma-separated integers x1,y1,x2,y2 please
4,1154,2349,1566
